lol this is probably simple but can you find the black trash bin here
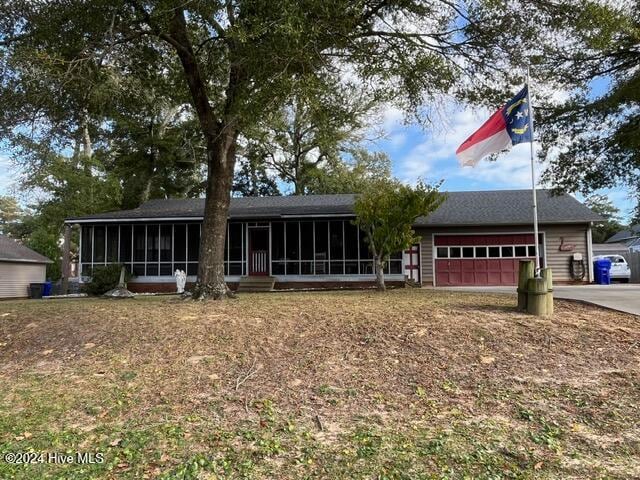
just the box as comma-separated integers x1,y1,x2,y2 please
29,283,44,299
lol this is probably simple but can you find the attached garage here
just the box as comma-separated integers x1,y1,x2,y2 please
413,190,602,286
0,235,52,299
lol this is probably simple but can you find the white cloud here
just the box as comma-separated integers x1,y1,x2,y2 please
393,104,549,189
0,156,16,195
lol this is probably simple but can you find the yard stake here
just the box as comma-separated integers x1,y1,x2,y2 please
542,268,554,316
527,277,548,316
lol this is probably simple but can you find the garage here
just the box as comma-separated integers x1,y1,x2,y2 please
0,235,52,299
434,233,543,286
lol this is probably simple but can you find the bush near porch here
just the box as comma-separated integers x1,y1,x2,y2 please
0,290,638,479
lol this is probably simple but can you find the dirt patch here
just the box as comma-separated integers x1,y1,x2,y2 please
0,290,638,479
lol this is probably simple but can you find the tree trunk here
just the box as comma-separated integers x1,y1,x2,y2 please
165,7,240,300
192,126,238,299
375,256,386,291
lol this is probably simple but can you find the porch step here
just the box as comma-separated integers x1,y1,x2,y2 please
237,276,276,292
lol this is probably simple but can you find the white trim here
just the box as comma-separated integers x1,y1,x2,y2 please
67,217,204,224
280,214,354,219
0,258,52,264
587,225,594,282
431,232,436,287
66,214,358,224
128,274,405,284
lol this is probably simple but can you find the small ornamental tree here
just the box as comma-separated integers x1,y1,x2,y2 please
354,180,444,291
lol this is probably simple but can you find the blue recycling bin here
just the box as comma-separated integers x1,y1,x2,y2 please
42,281,53,297
594,258,612,285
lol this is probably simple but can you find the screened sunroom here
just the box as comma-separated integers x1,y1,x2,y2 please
77,219,404,281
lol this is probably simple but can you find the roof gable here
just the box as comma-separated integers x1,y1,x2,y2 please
0,235,52,264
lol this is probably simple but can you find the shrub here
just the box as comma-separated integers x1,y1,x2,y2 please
82,264,132,296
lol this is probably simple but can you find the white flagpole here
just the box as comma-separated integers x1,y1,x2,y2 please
526,64,541,276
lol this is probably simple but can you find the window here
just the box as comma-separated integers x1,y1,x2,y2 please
187,224,200,261
160,225,172,261
174,225,186,261
345,261,358,274
119,225,132,264
344,222,358,259
488,247,500,257
330,261,344,275
315,221,328,274
287,262,300,275
93,226,105,263
528,245,536,257
330,221,343,261
358,229,371,259
387,251,403,275
286,222,299,260
463,247,474,258
271,222,285,261
81,226,92,263
436,247,448,258
229,223,243,261
300,222,314,260
501,246,513,257
514,246,527,257
147,225,159,262
475,247,487,258
107,226,119,262
450,247,461,258
133,226,146,262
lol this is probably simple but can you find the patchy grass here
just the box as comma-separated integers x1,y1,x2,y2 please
0,289,638,479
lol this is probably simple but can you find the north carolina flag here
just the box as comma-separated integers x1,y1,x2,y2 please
456,85,533,167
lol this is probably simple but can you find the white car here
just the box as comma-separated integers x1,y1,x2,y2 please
593,255,631,282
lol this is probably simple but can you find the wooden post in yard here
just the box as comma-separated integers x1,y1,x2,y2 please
61,223,71,295
527,277,548,316
517,260,534,311
541,268,553,316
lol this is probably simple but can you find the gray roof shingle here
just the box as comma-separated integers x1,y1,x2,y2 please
0,235,52,264
65,189,601,226
414,189,602,226
605,225,640,244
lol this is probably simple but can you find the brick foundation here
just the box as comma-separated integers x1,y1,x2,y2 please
127,280,404,293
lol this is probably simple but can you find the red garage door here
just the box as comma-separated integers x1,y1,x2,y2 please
434,234,542,286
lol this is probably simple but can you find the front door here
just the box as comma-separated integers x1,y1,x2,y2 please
249,228,269,276
403,244,421,283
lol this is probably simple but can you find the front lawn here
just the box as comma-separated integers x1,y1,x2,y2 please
0,290,638,479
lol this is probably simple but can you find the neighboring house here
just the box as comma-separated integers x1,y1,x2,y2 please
64,189,601,292
605,225,640,252
593,242,632,257
0,235,52,299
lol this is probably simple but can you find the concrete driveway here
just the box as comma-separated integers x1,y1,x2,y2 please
438,284,640,316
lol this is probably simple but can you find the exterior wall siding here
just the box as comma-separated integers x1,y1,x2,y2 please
416,223,591,285
544,224,590,283
0,262,47,298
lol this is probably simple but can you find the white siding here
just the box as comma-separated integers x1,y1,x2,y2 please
0,262,47,298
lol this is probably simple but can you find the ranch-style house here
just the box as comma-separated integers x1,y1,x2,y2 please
64,189,601,292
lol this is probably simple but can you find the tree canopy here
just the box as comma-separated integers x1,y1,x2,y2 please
536,2,639,211
354,180,443,290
